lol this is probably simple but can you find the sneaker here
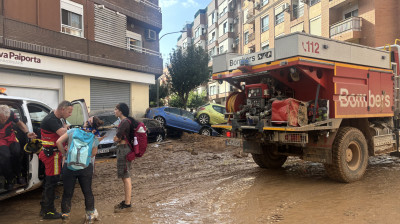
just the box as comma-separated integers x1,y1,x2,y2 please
61,213,70,223
85,209,99,224
114,201,125,209
43,211,62,219
114,202,132,213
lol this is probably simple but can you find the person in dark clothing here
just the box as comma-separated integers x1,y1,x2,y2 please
0,105,36,190
39,101,73,219
113,103,139,213
56,116,104,223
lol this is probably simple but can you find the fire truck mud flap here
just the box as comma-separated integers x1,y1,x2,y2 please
242,140,263,154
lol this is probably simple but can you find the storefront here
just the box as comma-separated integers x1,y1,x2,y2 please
0,48,154,117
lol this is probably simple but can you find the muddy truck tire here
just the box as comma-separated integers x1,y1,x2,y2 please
324,127,368,183
252,147,287,169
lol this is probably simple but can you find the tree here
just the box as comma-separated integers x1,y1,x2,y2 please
168,45,210,109
169,90,207,109
149,83,168,107
187,90,207,109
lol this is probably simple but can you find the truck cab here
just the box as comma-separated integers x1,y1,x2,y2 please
0,89,88,200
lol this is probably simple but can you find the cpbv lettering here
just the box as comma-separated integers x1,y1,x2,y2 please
339,88,390,108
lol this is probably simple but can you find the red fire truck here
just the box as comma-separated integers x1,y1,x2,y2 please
212,32,400,182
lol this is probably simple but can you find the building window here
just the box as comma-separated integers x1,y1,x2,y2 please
275,11,284,25
261,41,269,50
127,37,142,53
229,23,234,32
344,9,358,19
244,31,249,44
195,28,200,38
261,15,269,32
61,0,83,38
310,0,321,6
261,0,269,6
292,0,304,19
212,12,216,24
220,7,228,18
219,45,224,54
223,22,228,34
211,32,216,43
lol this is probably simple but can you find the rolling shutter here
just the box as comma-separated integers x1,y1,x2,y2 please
94,4,127,49
90,79,130,111
0,68,62,108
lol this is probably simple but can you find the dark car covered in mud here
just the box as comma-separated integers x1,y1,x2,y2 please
93,110,165,156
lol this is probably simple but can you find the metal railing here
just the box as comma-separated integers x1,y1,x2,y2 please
292,5,304,19
330,17,362,37
61,24,82,38
128,44,162,58
141,0,161,12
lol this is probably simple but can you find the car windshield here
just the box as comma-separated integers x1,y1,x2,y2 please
97,114,119,126
90,110,119,126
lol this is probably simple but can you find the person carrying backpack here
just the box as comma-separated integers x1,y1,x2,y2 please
113,102,140,213
56,116,104,223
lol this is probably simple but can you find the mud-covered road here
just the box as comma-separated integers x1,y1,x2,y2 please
1,133,400,224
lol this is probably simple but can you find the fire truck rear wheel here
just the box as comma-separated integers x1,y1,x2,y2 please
252,149,287,169
324,127,368,183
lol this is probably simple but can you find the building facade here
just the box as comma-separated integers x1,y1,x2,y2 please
243,0,400,53
0,0,162,117
174,0,400,107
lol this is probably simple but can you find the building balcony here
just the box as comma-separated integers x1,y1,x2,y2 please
208,22,218,32
245,11,255,24
245,32,255,45
2,18,163,74
218,32,235,43
194,34,206,43
208,38,218,49
329,0,349,8
93,0,162,29
330,17,362,41
218,11,234,24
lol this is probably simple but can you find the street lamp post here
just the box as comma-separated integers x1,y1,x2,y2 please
157,30,187,107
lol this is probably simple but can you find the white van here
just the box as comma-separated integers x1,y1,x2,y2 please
0,93,88,201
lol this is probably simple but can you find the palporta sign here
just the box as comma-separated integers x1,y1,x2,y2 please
227,49,274,71
0,50,41,65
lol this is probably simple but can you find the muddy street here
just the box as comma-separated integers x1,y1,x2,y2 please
1,134,400,224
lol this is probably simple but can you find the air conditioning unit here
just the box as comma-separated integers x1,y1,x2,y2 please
232,43,236,48
282,3,290,11
145,29,157,41
254,2,260,9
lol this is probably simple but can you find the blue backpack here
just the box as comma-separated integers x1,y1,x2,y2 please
66,128,95,171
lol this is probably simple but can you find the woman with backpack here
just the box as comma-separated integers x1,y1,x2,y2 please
113,102,139,213
56,116,104,223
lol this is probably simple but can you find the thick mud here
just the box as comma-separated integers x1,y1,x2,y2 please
1,133,400,223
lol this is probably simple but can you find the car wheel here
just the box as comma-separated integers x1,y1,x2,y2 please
155,116,165,127
198,114,210,125
200,127,211,136
156,133,163,143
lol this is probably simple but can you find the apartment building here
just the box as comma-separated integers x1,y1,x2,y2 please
243,0,400,54
192,9,208,49
177,23,193,50
206,0,241,106
0,0,162,117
